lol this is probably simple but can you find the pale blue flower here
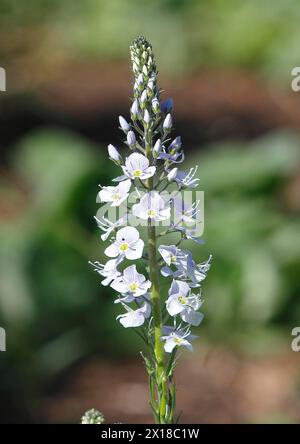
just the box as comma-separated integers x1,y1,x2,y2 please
98,180,131,207
104,226,144,260
166,280,203,326
174,166,200,189
89,258,121,286
111,264,151,296
94,215,127,241
117,302,151,328
132,191,170,221
161,326,196,353
122,153,156,180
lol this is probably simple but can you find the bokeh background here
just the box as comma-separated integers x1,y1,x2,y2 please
0,0,300,424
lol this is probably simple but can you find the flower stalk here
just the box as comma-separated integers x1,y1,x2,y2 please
90,36,211,424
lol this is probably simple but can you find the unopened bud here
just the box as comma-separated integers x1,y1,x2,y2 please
119,116,130,133
153,139,162,156
131,100,139,120
127,130,136,147
167,168,178,182
144,110,151,126
163,113,172,131
108,144,121,163
152,98,160,114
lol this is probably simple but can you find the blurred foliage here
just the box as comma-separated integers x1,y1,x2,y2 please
1,128,299,414
187,131,300,333
1,0,300,81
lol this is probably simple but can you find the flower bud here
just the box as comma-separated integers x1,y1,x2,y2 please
130,100,139,120
163,113,172,131
144,110,151,126
127,130,136,147
142,65,148,76
153,139,162,156
108,144,121,163
137,73,144,87
169,136,182,151
119,116,130,133
81,409,105,425
152,98,160,114
167,168,178,182
148,79,154,90
141,89,148,105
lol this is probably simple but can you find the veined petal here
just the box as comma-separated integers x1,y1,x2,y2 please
104,243,120,258
116,226,139,244
125,239,144,259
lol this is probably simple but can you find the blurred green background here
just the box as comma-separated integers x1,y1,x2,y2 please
0,0,300,424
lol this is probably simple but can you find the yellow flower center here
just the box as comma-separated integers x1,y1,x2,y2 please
112,193,121,201
133,170,142,177
178,296,187,305
119,243,129,251
129,282,138,292
148,209,156,217
170,255,176,263
174,337,183,344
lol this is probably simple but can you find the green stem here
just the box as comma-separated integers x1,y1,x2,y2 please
145,130,169,423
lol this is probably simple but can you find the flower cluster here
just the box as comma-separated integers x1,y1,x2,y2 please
91,35,211,354
90,36,211,423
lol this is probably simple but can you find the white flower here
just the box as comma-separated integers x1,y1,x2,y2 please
171,225,204,245
122,153,156,180
89,258,121,286
166,280,203,326
94,215,127,241
172,196,200,224
108,144,121,163
163,113,172,130
119,116,130,133
111,264,151,296
98,180,131,207
159,245,211,287
161,326,196,353
117,302,151,328
174,166,199,189
132,191,170,221
158,245,179,266
104,226,144,260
